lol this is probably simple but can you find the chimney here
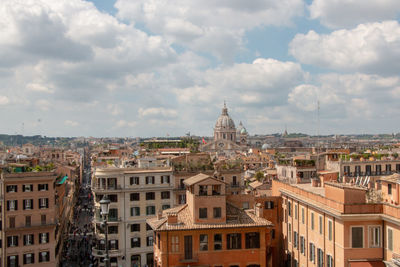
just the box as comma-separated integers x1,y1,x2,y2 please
255,203,263,217
157,210,163,220
167,212,178,224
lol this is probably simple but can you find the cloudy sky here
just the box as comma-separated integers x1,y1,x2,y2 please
1,0,400,137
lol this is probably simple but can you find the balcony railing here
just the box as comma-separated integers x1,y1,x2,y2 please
92,248,122,257
230,182,240,188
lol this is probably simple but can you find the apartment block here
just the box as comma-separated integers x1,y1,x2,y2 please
273,178,400,266
2,171,58,267
91,166,174,267
147,173,274,267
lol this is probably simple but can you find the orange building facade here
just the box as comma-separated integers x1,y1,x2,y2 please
147,173,274,267
2,171,58,267
273,178,400,267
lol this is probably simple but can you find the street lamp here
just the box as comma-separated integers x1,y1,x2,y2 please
100,195,111,267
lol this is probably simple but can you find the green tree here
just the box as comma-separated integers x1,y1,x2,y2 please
255,171,264,181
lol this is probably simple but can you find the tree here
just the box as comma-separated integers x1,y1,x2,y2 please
255,171,264,181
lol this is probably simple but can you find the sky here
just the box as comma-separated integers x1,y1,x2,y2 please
1,0,400,138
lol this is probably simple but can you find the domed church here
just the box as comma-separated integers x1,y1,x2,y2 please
201,102,248,156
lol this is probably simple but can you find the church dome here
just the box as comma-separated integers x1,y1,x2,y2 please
237,121,248,135
215,103,236,130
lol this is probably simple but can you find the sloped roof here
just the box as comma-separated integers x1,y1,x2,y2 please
147,203,273,231
183,173,225,186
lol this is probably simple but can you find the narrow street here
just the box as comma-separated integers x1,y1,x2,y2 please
61,164,94,267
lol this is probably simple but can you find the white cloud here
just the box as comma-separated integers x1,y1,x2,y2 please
35,99,51,111
288,84,319,111
115,0,304,62
289,21,400,75
107,104,123,116
115,120,137,128
309,0,400,29
138,107,178,118
0,96,9,105
26,83,53,93
64,120,79,127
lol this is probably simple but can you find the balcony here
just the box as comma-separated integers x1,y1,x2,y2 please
230,182,240,188
92,248,123,258
179,253,198,263
6,222,57,231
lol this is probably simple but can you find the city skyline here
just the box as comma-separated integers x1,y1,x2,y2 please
1,0,400,137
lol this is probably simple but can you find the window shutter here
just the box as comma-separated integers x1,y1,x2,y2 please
16,236,18,246
32,253,35,263
46,233,49,242
31,199,34,209
7,236,10,247
23,235,26,245
46,198,49,208
32,235,34,245
23,255,26,264
7,201,9,211
15,200,18,211
23,200,26,210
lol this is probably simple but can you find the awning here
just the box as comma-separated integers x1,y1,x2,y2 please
349,261,386,267
58,176,68,185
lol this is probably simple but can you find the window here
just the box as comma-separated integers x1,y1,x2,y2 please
288,201,292,217
293,231,298,248
227,233,241,249
309,243,315,262
199,185,208,196
131,207,140,216
243,202,250,209
161,175,170,184
328,220,333,241
131,237,141,248
271,229,275,239
317,248,324,267
130,193,140,201
23,184,33,192
146,253,154,267
162,204,170,210
130,176,139,185
295,204,298,219
147,236,154,246
7,200,18,211
131,224,140,232
39,251,50,262
9,217,15,229
41,215,46,225
7,236,18,247
367,225,381,249
366,165,371,175
146,206,155,215
23,234,34,246
311,212,315,230
23,199,33,210
39,233,49,244
146,192,155,200
214,234,222,250
145,176,155,184
245,232,260,249
388,228,393,251
108,239,118,250
23,253,34,264
199,234,208,251
376,165,382,175
300,236,305,255
213,207,221,218
386,164,392,173
319,216,323,235
179,194,186,204
301,208,305,224
39,198,49,209
388,184,392,195
25,216,31,227
7,255,18,267
131,255,141,267
327,255,333,267
6,185,18,193
199,208,207,219
184,235,193,260
171,236,179,252
288,223,292,243
161,191,170,199
265,201,274,209
344,165,350,175
212,185,221,195
109,194,118,202
38,184,48,191
351,226,363,248
108,226,118,234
